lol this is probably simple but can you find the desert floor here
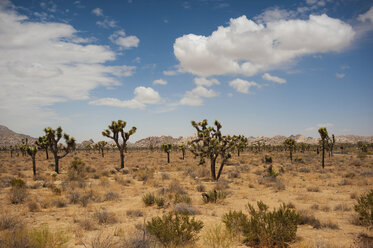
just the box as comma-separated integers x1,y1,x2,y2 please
0,148,372,247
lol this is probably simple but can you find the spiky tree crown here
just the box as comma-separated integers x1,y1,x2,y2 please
178,144,186,151
44,126,76,152
97,141,108,148
284,138,296,148
102,120,136,149
162,143,172,153
318,128,329,140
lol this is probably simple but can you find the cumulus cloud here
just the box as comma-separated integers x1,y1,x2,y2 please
262,73,286,83
336,73,345,79
90,87,163,109
255,8,295,23
109,30,139,49
0,2,135,129
174,14,355,77
153,79,167,85
229,79,260,94
194,77,220,86
180,86,219,106
358,6,373,23
92,8,103,16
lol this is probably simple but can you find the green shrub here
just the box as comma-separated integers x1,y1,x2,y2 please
202,224,232,248
202,190,227,203
142,193,156,206
146,211,203,247
222,210,248,235
354,189,373,228
174,193,192,204
155,196,165,208
10,178,26,188
263,155,272,164
67,158,86,181
28,225,69,248
244,201,301,247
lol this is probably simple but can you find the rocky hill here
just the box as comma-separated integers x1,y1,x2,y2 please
0,125,36,147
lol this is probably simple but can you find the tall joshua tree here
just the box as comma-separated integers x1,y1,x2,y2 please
235,135,248,157
96,141,107,157
318,127,329,169
190,120,237,181
27,145,38,176
179,144,186,160
102,120,136,169
162,143,172,163
284,138,296,162
35,135,49,160
44,126,76,174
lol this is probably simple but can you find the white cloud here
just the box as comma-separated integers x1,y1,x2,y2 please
255,8,295,23
96,19,117,28
153,79,167,85
229,79,260,94
90,86,163,109
317,123,334,128
180,86,219,106
0,3,135,129
194,77,220,87
174,14,355,77
262,73,286,83
92,8,103,16
336,73,345,79
163,70,179,76
109,30,139,49
358,6,373,23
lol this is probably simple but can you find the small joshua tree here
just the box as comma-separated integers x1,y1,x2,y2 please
236,135,248,157
179,144,186,160
284,138,296,162
162,143,172,163
44,126,76,174
318,127,329,169
190,120,236,181
26,145,38,176
102,120,136,169
329,134,335,157
35,135,49,160
19,138,28,157
9,145,14,158
96,141,107,157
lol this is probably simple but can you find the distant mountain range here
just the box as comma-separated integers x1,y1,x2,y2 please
0,124,372,147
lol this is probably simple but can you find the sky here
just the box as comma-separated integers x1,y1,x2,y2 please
0,0,373,142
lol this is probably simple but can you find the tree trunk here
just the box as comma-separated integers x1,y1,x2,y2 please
45,148,49,160
321,142,325,169
167,152,170,163
290,150,293,162
32,155,36,176
210,157,217,181
101,149,104,158
238,150,240,157
216,160,226,181
54,155,59,174
182,151,185,160
120,149,124,169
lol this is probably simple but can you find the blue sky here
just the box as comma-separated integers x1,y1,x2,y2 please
1,0,372,142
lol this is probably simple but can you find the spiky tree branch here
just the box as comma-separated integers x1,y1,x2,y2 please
178,144,186,160
284,138,296,162
318,127,329,169
162,143,172,163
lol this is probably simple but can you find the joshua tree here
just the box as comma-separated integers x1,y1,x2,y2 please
235,135,248,157
284,138,296,162
9,145,14,158
19,138,28,157
318,127,329,169
179,144,186,160
102,120,136,169
329,134,335,157
35,135,49,160
162,143,172,163
190,119,237,181
44,126,76,174
96,141,108,157
26,144,38,176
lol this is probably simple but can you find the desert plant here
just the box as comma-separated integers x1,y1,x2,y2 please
44,127,76,174
179,144,186,160
263,154,272,163
202,190,227,203
235,135,248,157
102,120,136,169
190,119,237,181
143,192,156,206
67,158,86,181
244,201,301,247
162,143,172,163
329,134,335,156
35,135,49,160
284,138,296,162
222,210,248,235
354,189,373,228
146,211,203,247
9,178,27,204
28,225,69,248
96,141,107,158
202,224,232,248
318,127,329,169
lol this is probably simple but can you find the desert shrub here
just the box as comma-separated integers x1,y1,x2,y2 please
244,201,301,247
161,173,170,180
155,196,165,208
334,203,351,212
354,189,373,228
126,209,143,218
202,224,232,248
146,211,203,247
222,210,248,235
215,180,230,190
77,218,96,231
28,225,69,248
196,184,206,192
52,198,67,208
167,180,186,194
174,193,192,204
0,226,30,248
298,210,321,229
94,210,117,225
263,155,272,163
104,192,119,201
202,190,227,203
89,232,118,248
174,203,199,215
67,191,81,204
123,226,156,248
67,158,86,181
0,214,19,230
307,186,320,192
9,181,28,204
298,167,310,173
321,219,339,229
142,192,156,206
28,201,41,212
267,165,279,178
